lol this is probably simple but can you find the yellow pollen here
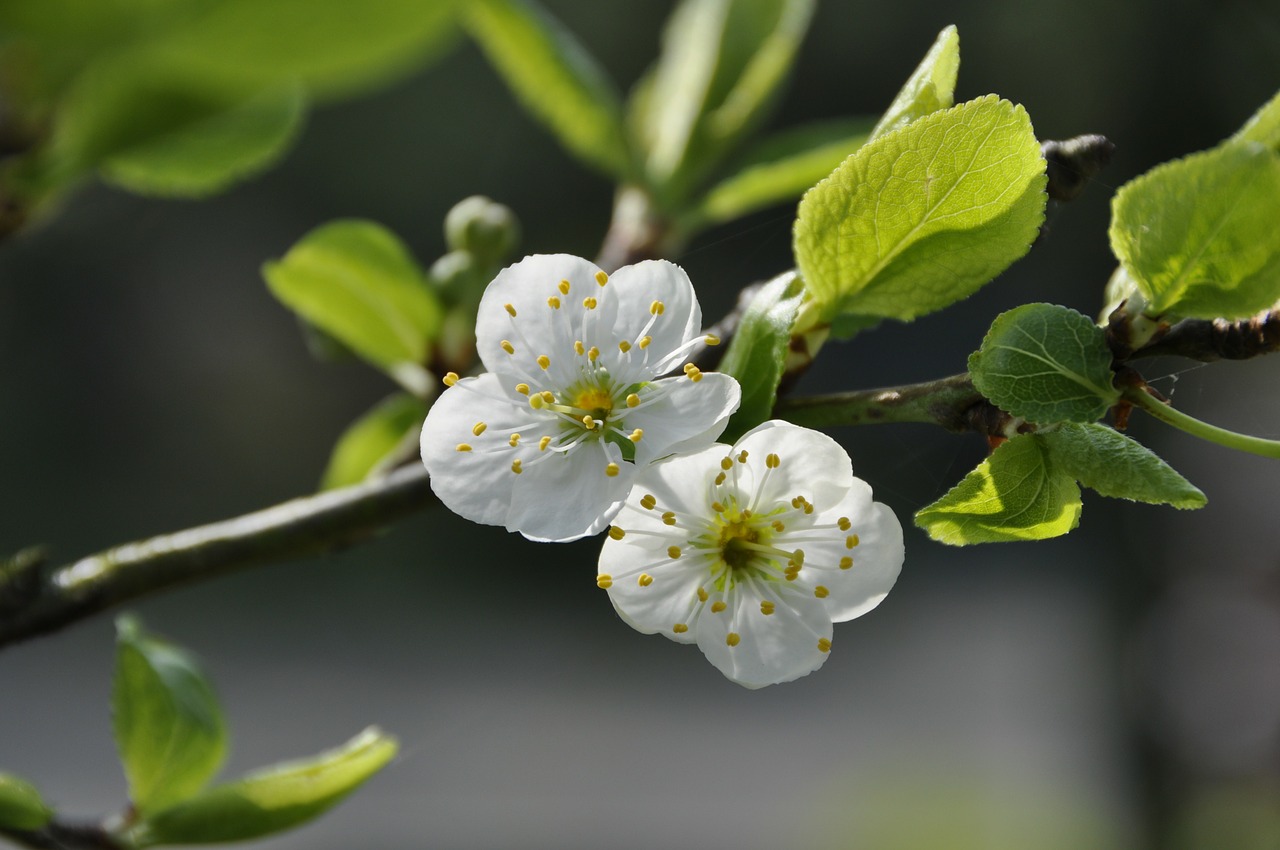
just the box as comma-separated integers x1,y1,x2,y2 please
547,296,561,309
720,457,733,471
575,340,585,355
501,340,515,355
596,574,612,589
583,297,598,310
509,434,521,447
588,346,600,362
672,623,688,634
511,459,523,474
443,372,459,386
629,429,644,443
737,451,748,463
650,300,665,315
605,463,621,477
684,363,697,374
472,422,487,436
711,601,727,613
785,573,798,582
639,335,652,349
638,573,653,587
814,585,829,599
619,340,632,353
539,436,552,451
504,303,517,317
608,526,625,540
559,279,570,294
516,383,530,395
667,545,681,559
817,638,832,653
840,556,853,570
791,549,805,566
529,395,544,409
640,494,657,510
541,391,554,402
804,502,814,515
595,270,609,286
537,355,550,370
455,443,472,452
726,632,740,647
626,393,640,408
705,334,721,346
685,366,703,382
838,517,852,531
662,511,676,526
766,453,781,468
582,415,596,430
711,501,726,514
714,472,726,486
772,520,786,532
698,587,709,602
846,535,858,549
760,600,776,615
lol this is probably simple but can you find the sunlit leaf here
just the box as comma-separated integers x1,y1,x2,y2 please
869,25,960,141
322,394,428,490
1041,423,1206,509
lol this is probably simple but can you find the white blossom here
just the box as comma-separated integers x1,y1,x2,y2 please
420,254,740,542
598,420,903,687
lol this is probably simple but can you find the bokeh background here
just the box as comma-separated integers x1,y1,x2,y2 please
3,1,1279,848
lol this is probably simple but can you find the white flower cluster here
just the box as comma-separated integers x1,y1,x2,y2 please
421,254,903,686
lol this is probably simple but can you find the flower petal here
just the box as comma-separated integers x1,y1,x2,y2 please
505,439,634,542
734,421,854,513
617,443,727,520
628,373,740,465
601,540,708,646
798,498,904,623
601,260,701,376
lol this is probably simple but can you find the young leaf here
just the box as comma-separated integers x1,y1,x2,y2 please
464,0,629,179
263,220,442,377
1040,423,1207,509
869,25,960,141
915,434,1081,545
1109,141,1280,320
321,393,428,490
1231,88,1280,152
113,616,227,815
794,96,1047,328
0,773,53,831
132,728,397,846
691,118,874,226
717,271,805,442
968,303,1119,424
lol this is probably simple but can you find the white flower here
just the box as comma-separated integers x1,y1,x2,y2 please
420,254,741,542
598,420,904,688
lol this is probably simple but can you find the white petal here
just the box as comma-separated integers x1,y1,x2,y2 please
628,373,741,465
795,498,904,623
604,259,701,373
505,439,634,542
733,420,854,513
619,443,727,520
601,538,709,645
695,577,833,689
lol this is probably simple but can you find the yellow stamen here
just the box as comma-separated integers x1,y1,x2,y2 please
539,436,552,451
626,393,640,408
639,335,652,349
846,535,859,549
472,422,487,436
766,453,780,469
737,451,748,463
662,511,676,526
559,279,570,295
547,296,561,309
711,501,726,514
515,383,530,395
581,415,596,430
501,340,515,355
672,623,688,634
608,526,625,540
838,517,852,531
772,520,785,532
443,372,459,386
595,270,609,286
629,429,644,443
650,300,665,315
537,355,550,370
638,573,653,587
817,638,832,653
605,463,620,477
814,585,829,599
720,457,733,471
640,494,657,510
714,472,726,486
596,574,612,589
667,545,681,559
698,587,709,602
509,434,521,447
455,443,472,452
541,391,555,402
726,632,740,647
760,601,775,615
618,340,632,353
504,303,517,317
588,346,600,362
529,395,544,409
583,297,598,310
574,340,585,355
711,601,727,613
839,556,853,570
511,459,523,474
705,334,721,346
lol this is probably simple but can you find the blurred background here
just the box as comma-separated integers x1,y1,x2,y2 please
2,1,1279,848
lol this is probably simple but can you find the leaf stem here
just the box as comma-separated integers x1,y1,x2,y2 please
1124,386,1280,459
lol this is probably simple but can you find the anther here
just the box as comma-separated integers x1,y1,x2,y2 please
583,297,598,310
667,546,681,559
711,601,727,613
539,436,552,451
529,395,544,409
541,391,554,402
737,451,748,463
817,638,832,653
501,340,515,355
443,372,459,386
711,501,726,514
772,520,785,532
574,340,585,355
629,429,644,443
626,393,640,407
845,535,858,549
472,422,487,436
720,457,733,471
537,355,550,370
725,632,740,647
814,586,829,599
547,296,561,309
558,279,570,294
697,587,709,602
595,270,609,286
608,526,625,540
504,303,517,317
605,463,621,477
619,340,632,353
511,459,523,474
714,472,726,485
588,346,600,362
640,494,657,510
650,300,665,315
662,511,676,526
596,574,613,589
509,434,521,447
515,383,530,395
455,443,472,452
792,549,805,566
638,573,653,587
760,601,775,615
839,557,853,570
581,415,596,430
766,453,780,468
705,334,721,346
639,335,652,349
838,517,852,531
672,623,689,634
684,363,697,374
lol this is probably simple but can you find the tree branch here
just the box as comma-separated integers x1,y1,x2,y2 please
774,373,987,432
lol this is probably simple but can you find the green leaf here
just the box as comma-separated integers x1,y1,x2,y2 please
263,220,442,379
1109,141,1280,320
464,0,629,178
1040,423,1207,509
914,434,1081,545
0,773,53,831
322,393,428,490
717,271,805,442
113,616,227,815
691,118,874,226
869,25,960,141
1231,88,1280,152
968,303,1119,424
794,95,1047,326
134,728,397,847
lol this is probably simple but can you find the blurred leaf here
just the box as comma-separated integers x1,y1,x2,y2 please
692,118,873,225
1041,423,1206,508
113,616,226,815
263,220,442,377
322,393,428,490
0,773,53,831
870,25,960,140
465,0,629,178
1231,87,1280,152
134,728,397,846
1109,141,1280,320
915,434,1081,545
794,96,1046,328
718,271,804,442
968,303,1118,424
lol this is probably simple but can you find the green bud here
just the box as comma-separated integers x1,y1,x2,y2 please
0,773,53,831
443,196,519,262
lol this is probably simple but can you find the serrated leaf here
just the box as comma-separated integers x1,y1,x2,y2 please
1109,141,1280,320
113,616,226,815
322,393,428,490
691,118,873,225
465,0,629,178
915,434,1081,545
0,773,53,831
133,728,397,847
1231,88,1280,152
263,220,442,376
1040,423,1206,509
968,303,1119,423
869,25,960,141
718,271,804,442
794,96,1047,325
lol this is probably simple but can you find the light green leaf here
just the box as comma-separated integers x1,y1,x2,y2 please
133,728,397,847
0,773,53,831
1231,88,1280,152
465,0,629,178
322,393,428,490
968,303,1119,424
1040,423,1206,509
914,434,1081,545
717,271,805,442
1109,141,1280,320
113,616,226,815
794,95,1047,326
869,25,960,141
691,118,874,226
263,220,442,376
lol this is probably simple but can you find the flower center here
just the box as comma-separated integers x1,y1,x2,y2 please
718,520,761,570
572,386,614,422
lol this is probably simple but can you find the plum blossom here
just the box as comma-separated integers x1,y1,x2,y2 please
420,254,740,542
598,420,904,688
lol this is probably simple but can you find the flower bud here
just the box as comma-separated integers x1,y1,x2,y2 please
443,195,519,263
